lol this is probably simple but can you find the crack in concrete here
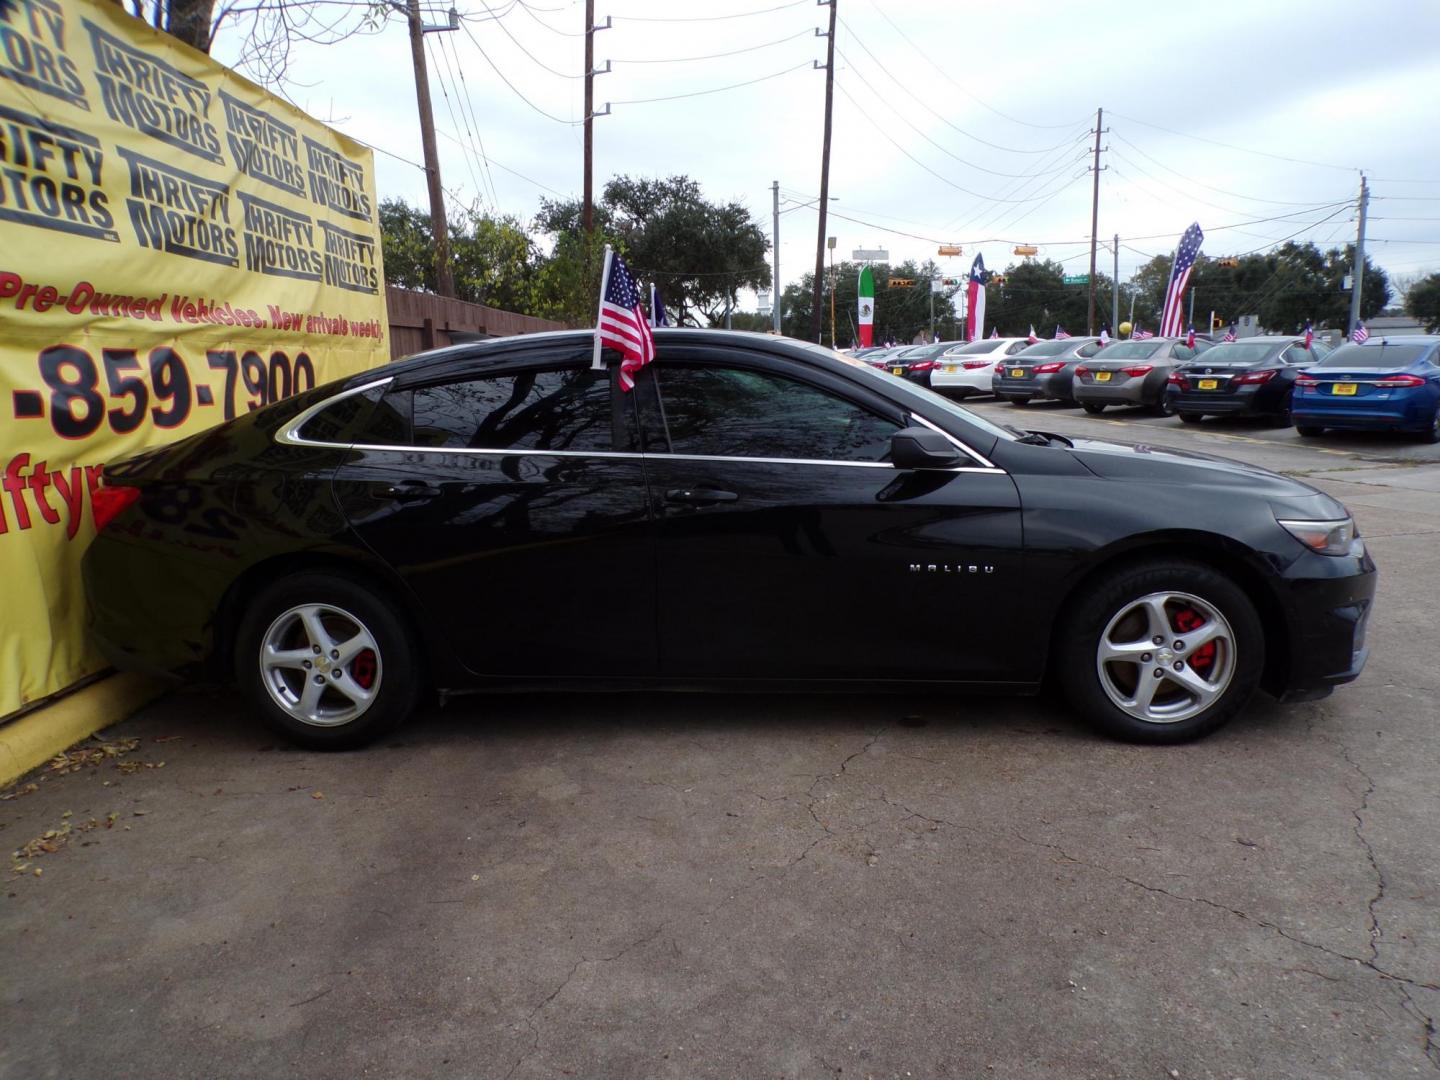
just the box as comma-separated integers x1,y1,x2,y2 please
503,926,664,1079
1335,742,1386,964
1398,984,1440,1071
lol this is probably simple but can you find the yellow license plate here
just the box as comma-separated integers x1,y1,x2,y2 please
892,367,903,375
1095,371,1111,382
1333,383,1357,395
944,365,958,373
1010,369,1025,378
1198,378,1219,390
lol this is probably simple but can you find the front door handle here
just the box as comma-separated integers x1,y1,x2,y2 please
665,487,739,506
382,481,441,501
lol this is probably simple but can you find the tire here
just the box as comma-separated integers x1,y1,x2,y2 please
1269,391,1295,428
1056,559,1264,744
1082,402,1105,415
1295,424,1324,437
1151,395,1177,417
1421,406,1440,444
234,571,422,750
1011,396,1031,406
1178,412,1203,424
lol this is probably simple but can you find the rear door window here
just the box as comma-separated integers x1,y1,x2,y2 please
409,366,613,451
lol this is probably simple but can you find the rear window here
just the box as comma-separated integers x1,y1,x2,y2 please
1315,343,1434,368
1203,342,1283,363
1094,341,1163,359
946,341,1003,355
1014,340,1070,357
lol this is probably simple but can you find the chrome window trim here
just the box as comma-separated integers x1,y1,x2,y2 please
275,377,395,447
907,411,999,470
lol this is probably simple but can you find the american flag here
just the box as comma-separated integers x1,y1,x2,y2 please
1223,324,1237,342
1159,222,1204,338
1133,326,1154,340
1054,325,1071,340
596,249,655,392
1099,326,1110,344
989,327,999,339
1027,324,1039,344
1352,323,1369,343
1302,319,1314,349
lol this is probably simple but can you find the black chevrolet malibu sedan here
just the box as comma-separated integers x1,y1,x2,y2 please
84,330,1375,749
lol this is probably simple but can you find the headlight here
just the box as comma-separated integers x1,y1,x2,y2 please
1277,517,1361,556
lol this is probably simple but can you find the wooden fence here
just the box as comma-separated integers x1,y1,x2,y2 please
385,286,569,360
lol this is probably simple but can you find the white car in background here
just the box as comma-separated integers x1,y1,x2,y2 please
930,338,1034,398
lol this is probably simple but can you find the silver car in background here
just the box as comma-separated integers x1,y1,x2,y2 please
992,337,1103,404
1073,337,1212,415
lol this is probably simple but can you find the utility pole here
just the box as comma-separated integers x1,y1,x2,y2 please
1086,107,1106,336
1348,173,1369,338
405,0,457,297
1188,287,1196,330
582,3,611,233
810,0,837,343
1111,233,1119,334
772,180,781,334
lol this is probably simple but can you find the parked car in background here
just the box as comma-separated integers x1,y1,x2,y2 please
1074,337,1212,415
855,346,908,369
1169,337,1329,425
992,337,1104,405
83,328,1376,748
884,341,963,388
931,338,1032,398
1291,337,1440,442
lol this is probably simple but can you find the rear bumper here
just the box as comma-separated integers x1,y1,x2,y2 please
1075,379,1150,405
1174,386,1267,415
993,372,1073,401
1292,404,1431,431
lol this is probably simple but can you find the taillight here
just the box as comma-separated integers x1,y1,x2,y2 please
1168,373,1190,389
1120,365,1153,377
994,361,1006,372
962,359,992,369
1296,373,1318,385
1075,365,1090,377
92,485,141,532
1234,368,1278,384
910,360,940,372
1033,361,1065,374
1374,374,1426,388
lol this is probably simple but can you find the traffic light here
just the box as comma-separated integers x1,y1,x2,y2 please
1216,258,1240,269
1212,314,1225,329
887,278,915,288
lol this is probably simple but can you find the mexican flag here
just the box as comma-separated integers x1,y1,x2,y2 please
857,266,875,346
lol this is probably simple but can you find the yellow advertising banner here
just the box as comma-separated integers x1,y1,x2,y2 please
0,0,388,717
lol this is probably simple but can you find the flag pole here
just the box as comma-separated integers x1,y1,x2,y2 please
592,244,614,371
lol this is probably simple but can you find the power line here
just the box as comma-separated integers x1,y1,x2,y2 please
1110,130,1349,207
862,0,1086,131
610,0,808,21
474,0,585,78
609,61,813,106
513,1,586,35
1106,111,1359,173
426,37,488,208
459,20,583,123
611,28,814,64
441,31,501,206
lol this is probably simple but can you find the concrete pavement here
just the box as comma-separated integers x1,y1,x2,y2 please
3,404,1437,1079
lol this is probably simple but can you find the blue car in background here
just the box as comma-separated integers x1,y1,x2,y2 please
1293,337,1440,443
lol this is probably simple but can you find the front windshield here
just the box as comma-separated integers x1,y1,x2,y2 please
796,341,1016,443
1014,340,1071,357
1094,341,1163,359
1316,343,1431,368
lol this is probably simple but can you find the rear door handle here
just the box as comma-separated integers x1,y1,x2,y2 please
665,487,739,506
382,481,441,501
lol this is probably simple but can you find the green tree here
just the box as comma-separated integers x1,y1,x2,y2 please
537,175,771,327
1406,272,1440,332
985,260,1092,337
782,261,954,348
379,198,538,312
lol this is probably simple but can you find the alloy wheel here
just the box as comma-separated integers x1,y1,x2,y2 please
259,603,382,727
1094,590,1235,724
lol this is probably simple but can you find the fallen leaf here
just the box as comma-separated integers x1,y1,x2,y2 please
311,792,324,800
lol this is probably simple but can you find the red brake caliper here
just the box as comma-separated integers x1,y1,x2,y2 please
350,649,377,690
1174,608,1215,674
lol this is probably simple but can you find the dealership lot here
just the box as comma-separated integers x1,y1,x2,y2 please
3,409,1438,1079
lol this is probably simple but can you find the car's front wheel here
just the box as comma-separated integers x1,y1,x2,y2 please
1057,560,1264,743
235,572,422,749
1295,424,1324,437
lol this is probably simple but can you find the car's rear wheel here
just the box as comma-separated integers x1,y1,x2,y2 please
235,572,422,749
1151,395,1177,417
1178,412,1203,424
1270,391,1295,427
1295,424,1324,437
1057,560,1263,743
1421,406,1440,444
1082,402,1105,414
1010,396,1031,406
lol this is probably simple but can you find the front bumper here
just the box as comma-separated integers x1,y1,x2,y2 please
1271,546,1377,699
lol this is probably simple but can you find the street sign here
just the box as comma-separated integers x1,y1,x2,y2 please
1062,274,1090,285
852,248,889,261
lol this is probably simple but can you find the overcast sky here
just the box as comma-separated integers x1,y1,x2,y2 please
216,0,1440,312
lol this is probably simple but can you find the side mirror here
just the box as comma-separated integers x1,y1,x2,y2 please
890,426,962,470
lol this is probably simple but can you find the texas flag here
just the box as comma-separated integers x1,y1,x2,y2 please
965,253,987,341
